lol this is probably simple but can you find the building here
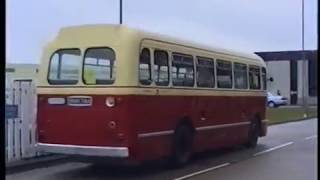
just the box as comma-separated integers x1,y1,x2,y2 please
256,50,317,105
6,63,39,87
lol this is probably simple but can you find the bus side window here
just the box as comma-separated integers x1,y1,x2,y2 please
216,59,232,88
196,57,215,88
261,67,267,90
172,53,194,87
154,50,169,86
139,48,152,85
249,65,261,89
234,62,248,89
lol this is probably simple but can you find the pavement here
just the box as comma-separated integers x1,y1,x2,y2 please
5,118,317,180
278,105,317,108
6,155,69,174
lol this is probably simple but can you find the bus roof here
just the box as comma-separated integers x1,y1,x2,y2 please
56,24,265,65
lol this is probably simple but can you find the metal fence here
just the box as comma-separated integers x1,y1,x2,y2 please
5,80,38,162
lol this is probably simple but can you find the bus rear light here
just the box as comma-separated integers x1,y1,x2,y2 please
48,97,65,105
106,97,116,107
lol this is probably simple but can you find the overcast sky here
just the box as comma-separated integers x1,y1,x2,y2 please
6,0,317,64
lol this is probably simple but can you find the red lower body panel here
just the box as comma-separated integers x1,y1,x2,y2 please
37,94,266,162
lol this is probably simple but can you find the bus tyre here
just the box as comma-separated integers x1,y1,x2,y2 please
171,125,193,167
245,120,259,148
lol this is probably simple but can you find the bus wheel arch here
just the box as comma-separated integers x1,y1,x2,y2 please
175,117,195,134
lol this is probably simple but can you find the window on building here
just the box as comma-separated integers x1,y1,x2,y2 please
48,49,81,84
249,65,261,89
139,48,151,85
261,67,267,90
196,57,215,88
234,62,248,89
83,47,116,85
216,59,232,88
308,59,317,96
172,53,194,87
290,61,298,94
154,50,169,86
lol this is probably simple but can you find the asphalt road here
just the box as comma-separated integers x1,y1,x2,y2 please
6,118,317,180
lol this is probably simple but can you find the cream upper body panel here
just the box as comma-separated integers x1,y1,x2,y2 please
37,24,266,92
141,39,264,67
37,25,141,87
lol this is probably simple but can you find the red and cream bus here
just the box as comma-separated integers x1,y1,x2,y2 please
36,24,268,166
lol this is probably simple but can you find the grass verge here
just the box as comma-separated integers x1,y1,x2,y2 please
267,106,317,125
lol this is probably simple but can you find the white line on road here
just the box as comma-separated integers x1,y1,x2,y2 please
304,135,317,140
173,162,230,180
253,142,294,156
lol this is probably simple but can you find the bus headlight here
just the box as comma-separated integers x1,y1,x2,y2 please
106,97,116,107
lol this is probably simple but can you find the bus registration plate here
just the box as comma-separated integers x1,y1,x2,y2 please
67,96,92,106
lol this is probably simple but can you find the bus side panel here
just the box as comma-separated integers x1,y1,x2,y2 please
128,95,266,162
193,95,266,153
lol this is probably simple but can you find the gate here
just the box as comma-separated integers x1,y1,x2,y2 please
5,80,38,162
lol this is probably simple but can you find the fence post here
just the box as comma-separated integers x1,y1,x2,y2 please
14,81,22,160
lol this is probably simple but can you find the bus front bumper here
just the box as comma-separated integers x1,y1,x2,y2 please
36,143,129,158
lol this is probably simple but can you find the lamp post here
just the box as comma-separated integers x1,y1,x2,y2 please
120,0,123,24
301,0,308,118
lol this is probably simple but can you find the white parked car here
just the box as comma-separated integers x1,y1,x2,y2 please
267,92,288,107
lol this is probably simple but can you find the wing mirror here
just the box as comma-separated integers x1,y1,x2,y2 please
268,77,274,82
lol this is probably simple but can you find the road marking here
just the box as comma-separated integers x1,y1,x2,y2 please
173,162,230,180
304,135,317,140
253,142,294,156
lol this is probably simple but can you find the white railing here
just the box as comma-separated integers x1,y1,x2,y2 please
5,80,38,162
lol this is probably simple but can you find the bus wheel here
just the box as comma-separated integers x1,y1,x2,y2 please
245,119,259,148
171,125,193,167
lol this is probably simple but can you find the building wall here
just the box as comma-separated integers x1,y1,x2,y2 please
266,61,291,100
6,63,39,87
297,60,317,105
266,60,316,105
297,60,306,104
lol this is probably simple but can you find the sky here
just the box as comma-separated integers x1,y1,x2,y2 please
6,0,318,64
